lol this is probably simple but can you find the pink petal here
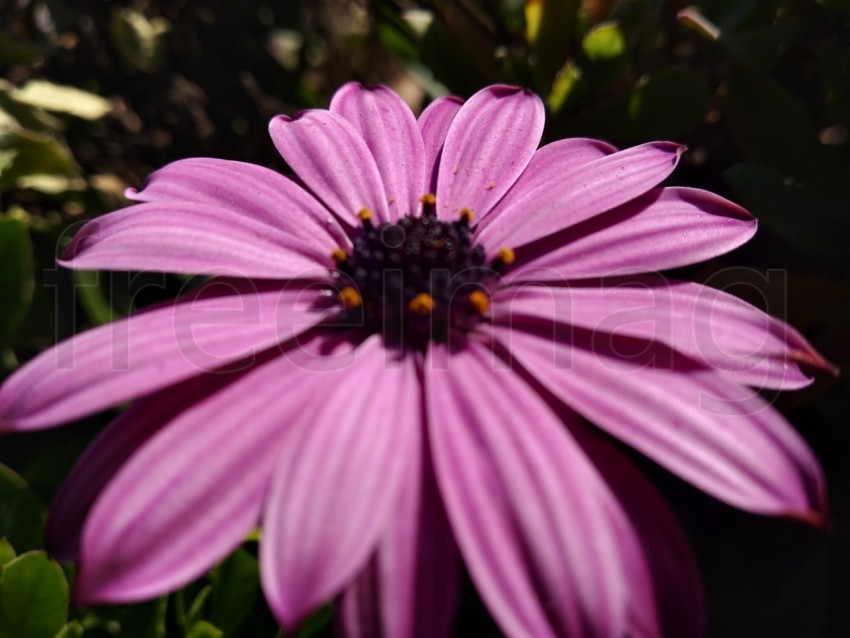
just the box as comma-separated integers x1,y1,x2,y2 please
61,201,330,278
485,321,827,522
338,426,458,638
46,366,250,561
125,157,348,248
0,279,329,429
567,419,705,638
476,142,685,251
417,96,463,193
435,85,544,221
269,110,391,224
493,276,825,389
426,341,643,638
74,335,351,604
505,187,756,281
331,83,427,220
261,338,421,630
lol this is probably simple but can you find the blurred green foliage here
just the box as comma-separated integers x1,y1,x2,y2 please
0,0,849,636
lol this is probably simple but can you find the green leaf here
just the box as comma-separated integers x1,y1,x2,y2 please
54,621,84,638
109,8,170,74
0,128,78,193
526,0,580,88
209,548,260,638
0,539,15,566
0,552,68,638
725,162,850,261
626,67,710,140
0,463,45,552
581,21,626,61
83,598,167,638
9,81,111,120
0,216,34,347
186,621,223,638
546,60,582,113
186,585,213,629
72,270,117,326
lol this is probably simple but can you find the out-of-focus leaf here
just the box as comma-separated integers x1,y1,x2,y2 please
820,38,850,127
627,67,710,140
0,539,15,566
110,8,170,74
0,552,68,638
0,129,78,193
0,34,43,66
72,270,117,326
546,60,582,113
54,621,84,638
526,0,580,89
725,162,850,261
186,621,223,638
16,174,86,194
84,598,167,638
295,605,333,638
186,585,212,629
0,463,45,551
581,21,626,60
0,216,34,347
9,81,111,120
210,548,260,638
267,29,304,71
724,62,843,193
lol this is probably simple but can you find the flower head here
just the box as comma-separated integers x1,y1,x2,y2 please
0,83,831,637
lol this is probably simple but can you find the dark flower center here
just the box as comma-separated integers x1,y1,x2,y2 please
331,205,512,347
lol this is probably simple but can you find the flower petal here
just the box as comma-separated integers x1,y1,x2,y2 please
418,96,463,193
426,341,638,638
331,83,427,220
74,335,351,604
492,276,825,389
261,338,421,630
125,157,348,248
46,366,250,561
485,321,827,521
566,419,705,638
269,109,391,224
436,85,544,221
0,279,329,429
338,427,458,638
505,187,756,281
476,142,684,251
61,201,330,277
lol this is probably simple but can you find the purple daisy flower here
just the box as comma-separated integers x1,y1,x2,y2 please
0,84,831,637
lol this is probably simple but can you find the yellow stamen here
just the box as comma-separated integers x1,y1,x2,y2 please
419,193,436,205
498,247,516,265
331,247,348,263
468,290,490,314
459,208,474,224
408,292,436,316
339,286,362,309
358,207,373,221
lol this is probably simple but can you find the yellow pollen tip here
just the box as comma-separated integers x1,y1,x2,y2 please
331,248,348,263
339,286,362,309
408,293,436,316
460,208,474,223
469,290,490,314
498,247,516,265
357,208,373,222
419,193,436,205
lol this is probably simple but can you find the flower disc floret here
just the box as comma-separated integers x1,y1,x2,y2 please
333,211,498,346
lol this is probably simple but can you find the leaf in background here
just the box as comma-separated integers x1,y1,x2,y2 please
54,622,84,638
0,552,68,638
85,598,167,638
626,67,710,140
819,38,850,128
0,539,15,566
9,81,112,121
72,270,117,326
525,0,580,91
110,8,170,74
0,128,79,193
186,621,223,638
0,463,45,552
209,548,260,638
725,162,850,261
0,216,34,348
581,20,626,60
723,62,844,194
0,33,43,66
546,60,582,113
